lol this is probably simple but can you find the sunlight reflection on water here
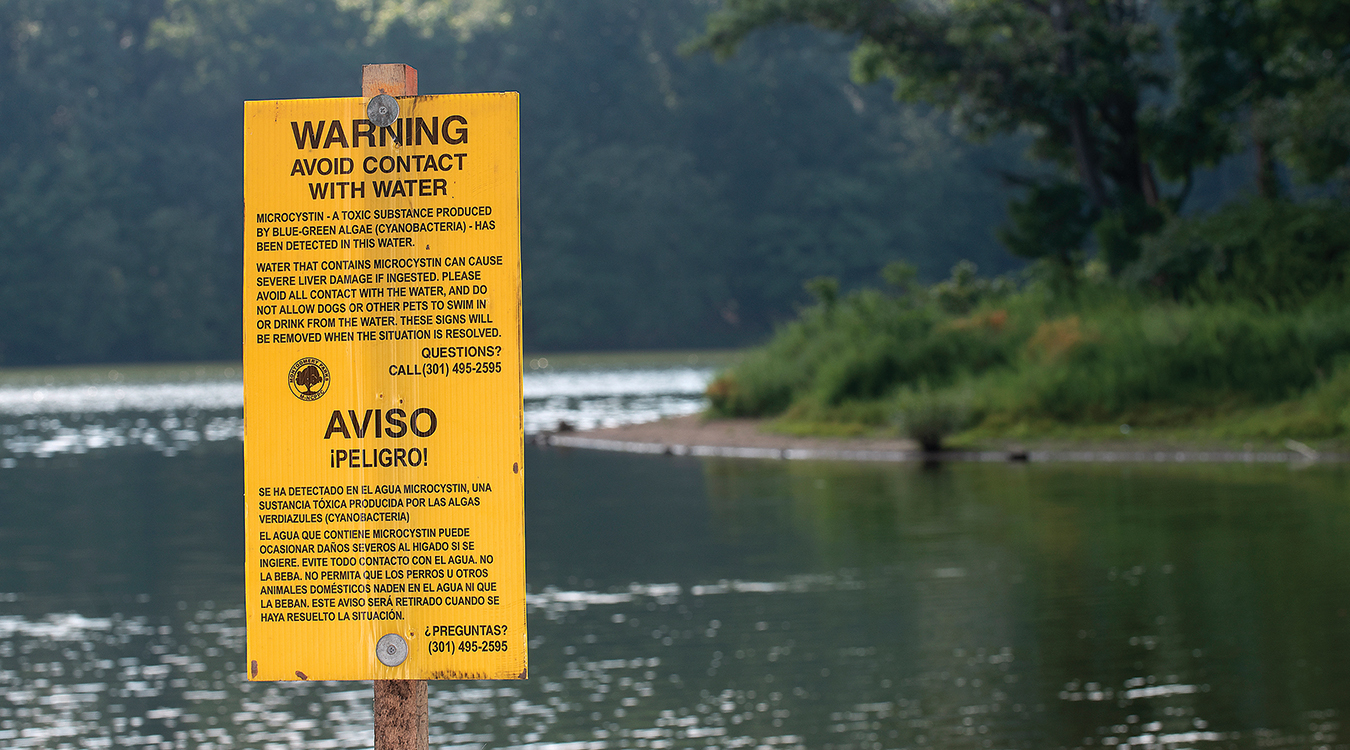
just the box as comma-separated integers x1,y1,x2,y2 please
0,382,245,417
0,572,1328,750
521,367,712,433
0,578,879,750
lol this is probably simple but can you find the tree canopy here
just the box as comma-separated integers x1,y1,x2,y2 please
0,0,1022,365
694,0,1350,272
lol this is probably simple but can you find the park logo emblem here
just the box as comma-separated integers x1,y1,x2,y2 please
287,357,331,401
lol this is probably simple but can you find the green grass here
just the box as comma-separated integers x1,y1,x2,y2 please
706,199,1350,449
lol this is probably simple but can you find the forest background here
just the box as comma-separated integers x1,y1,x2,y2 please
2,0,1046,365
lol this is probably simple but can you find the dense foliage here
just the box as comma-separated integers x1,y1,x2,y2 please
0,0,1019,365
708,199,1350,443
695,0,1350,271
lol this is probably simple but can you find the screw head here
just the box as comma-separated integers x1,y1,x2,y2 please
367,94,399,128
376,633,409,667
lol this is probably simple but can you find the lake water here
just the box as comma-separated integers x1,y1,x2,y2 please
0,363,1348,749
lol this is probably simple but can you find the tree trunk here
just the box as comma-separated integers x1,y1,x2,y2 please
1054,3,1109,210
1255,137,1281,199
1140,159,1160,207
1068,99,1109,209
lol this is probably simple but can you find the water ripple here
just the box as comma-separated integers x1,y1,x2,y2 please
0,382,244,417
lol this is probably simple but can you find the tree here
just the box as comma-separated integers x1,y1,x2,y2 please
1255,0,1350,189
693,0,1174,271
295,365,324,393
1162,0,1350,198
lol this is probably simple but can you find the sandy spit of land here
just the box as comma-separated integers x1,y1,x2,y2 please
541,414,1338,464
554,414,914,452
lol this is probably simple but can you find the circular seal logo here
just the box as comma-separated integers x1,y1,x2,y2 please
288,357,330,401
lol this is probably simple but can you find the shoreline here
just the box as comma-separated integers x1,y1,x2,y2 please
542,414,1342,465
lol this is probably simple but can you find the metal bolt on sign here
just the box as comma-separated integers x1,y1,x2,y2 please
377,633,409,667
367,93,399,128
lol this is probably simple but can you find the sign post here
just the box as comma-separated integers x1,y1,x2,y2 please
242,65,525,749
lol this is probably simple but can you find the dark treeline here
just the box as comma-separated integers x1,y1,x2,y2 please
0,0,1021,365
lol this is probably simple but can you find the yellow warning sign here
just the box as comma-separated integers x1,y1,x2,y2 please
242,93,524,681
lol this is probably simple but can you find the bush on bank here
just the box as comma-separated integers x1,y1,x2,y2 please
706,199,1350,442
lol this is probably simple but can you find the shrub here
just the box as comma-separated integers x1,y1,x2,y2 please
710,229,1350,437
893,383,971,452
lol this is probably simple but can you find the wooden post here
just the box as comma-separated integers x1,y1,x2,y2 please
375,679,428,750
363,63,419,98
365,64,426,750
